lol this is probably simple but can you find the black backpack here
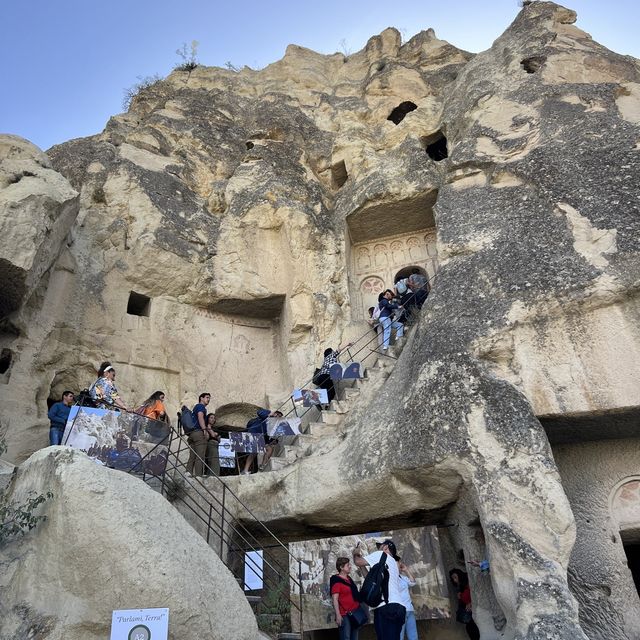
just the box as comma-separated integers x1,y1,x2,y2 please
359,552,388,607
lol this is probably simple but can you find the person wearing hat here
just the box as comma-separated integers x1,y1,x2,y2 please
353,538,406,640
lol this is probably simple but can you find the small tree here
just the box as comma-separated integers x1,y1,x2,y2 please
122,74,162,111
175,40,199,71
0,435,53,545
338,38,352,57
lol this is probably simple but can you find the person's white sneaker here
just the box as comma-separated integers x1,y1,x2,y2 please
241,470,251,475
185,472,193,479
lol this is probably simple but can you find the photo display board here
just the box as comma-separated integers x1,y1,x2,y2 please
288,526,451,632
63,406,170,476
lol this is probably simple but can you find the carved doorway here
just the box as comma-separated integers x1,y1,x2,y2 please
393,265,428,283
611,477,640,596
350,229,438,320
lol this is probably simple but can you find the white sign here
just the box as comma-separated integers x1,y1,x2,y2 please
266,417,302,437
110,608,169,640
219,438,236,468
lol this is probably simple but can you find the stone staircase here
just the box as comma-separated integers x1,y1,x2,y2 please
261,333,408,473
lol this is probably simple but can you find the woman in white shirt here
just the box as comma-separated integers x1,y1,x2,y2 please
397,560,418,640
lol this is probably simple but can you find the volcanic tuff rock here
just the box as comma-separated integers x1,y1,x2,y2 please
0,1,639,639
226,3,640,639
0,17,473,462
0,135,78,318
0,448,259,640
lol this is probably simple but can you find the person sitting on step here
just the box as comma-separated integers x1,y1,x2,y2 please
241,408,283,475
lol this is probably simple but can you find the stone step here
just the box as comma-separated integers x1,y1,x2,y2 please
279,444,306,462
304,422,341,438
330,398,350,414
320,410,342,425
367,365,391,379
290,433,315,447
263,456,292,472
343,387,361,400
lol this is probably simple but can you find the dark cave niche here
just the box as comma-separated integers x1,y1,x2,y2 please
127,291,151,317
387,101,417,125
520,56,547,74
0,348,12,374
423,131,448,161
331,160,348,189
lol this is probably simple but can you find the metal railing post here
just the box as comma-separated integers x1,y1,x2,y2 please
298,558,304,636
160,427,173,497
220,483,226,559
206,503,213,544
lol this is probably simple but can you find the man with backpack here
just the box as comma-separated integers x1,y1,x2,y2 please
184,392,211,478
353,539,406,640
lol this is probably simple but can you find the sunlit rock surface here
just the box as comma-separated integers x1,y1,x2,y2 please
0,2,639,638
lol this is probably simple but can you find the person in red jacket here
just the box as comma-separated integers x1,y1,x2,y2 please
449,569,480,640
331,557,362,640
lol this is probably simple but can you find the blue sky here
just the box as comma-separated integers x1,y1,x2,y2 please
1,1,638,151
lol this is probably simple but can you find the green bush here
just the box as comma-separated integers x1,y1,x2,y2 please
0,435,53,545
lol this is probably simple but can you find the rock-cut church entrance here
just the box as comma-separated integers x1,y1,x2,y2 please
351,230,438,320
346,189,438,321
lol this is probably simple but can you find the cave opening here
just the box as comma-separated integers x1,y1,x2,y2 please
520,56,546,74
331,160,348,189
127,291,151,317
394,265,427,283
623,542,640,596
0,348,12,375
387,101,417,125
423,131,448,161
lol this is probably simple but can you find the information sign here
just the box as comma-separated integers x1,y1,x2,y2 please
110,608,169,640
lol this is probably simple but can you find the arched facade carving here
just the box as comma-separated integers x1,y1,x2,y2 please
350,229,439,320
359,276,386,315
610,476,640,537
356,247,371,271
374,244,388,267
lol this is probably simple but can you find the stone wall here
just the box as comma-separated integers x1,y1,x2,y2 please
553,437,640,640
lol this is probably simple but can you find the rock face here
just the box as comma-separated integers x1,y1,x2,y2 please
1,2,640,639
0,135,78,318
0,448,259,640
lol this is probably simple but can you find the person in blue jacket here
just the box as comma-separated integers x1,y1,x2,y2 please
47,390,75,445
241,408,282,475
378,290,404,350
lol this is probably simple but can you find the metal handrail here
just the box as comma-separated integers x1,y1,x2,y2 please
68,400,302,570
65,403,304,631
170,430,297,582
128,424,305,633
273,273,437,422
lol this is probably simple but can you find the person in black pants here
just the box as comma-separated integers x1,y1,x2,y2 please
314,340,353,405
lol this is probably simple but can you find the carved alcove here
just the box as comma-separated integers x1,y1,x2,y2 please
346,190,439,320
